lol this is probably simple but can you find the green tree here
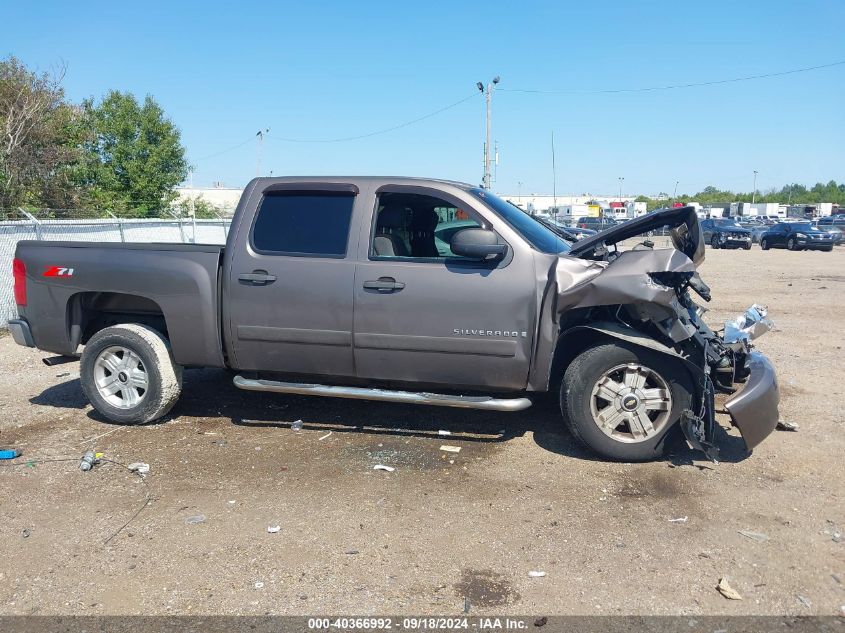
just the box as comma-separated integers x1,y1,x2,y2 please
0,56,85,211
80,91,187,217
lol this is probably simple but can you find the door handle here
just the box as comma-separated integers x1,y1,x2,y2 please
238,271,277,285
363,277,405,292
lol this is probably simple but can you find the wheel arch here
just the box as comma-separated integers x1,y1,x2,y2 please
66,291,169,350
550,321,705,396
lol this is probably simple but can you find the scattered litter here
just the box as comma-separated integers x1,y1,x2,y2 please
528,571,546,578
776,420,799,432
534,617,548,627
716,577,743,600
79,450,98,472
254,581,264,589
185,514,206,525
373,464,395,472
21,528,30,538
440,445,461,453
227,500,236,507
669,516,689,523
267,525,281,533
291,420,304,431
318,432,333,441
345,549,359,555
738,530,769,543
127,462,150,475
0,449,19,460
796,595,811,609
438,430,451,436
56,372,71,378
463,597,470,614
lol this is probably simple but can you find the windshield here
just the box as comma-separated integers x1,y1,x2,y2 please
470,188,571,253
790,223,814,231
714,219,743,228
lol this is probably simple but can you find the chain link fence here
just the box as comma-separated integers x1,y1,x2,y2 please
1,209,231,327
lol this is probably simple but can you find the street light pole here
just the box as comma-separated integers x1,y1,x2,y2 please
477,77,500,189
618,177,624,201
673,180,679,201
256,127,270,177
752,170,758,204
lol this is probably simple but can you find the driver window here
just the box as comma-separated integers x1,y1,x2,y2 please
371,192,481,259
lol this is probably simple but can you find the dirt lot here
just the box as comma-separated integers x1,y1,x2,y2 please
0,246,843,616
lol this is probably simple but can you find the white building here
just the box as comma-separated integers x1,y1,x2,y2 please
500,194,635,214
174,184,244,214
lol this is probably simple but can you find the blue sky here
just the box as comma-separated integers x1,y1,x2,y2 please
4,0,844,196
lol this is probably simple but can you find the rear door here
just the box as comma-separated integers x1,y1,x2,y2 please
352,185,537,391
226,183,360,375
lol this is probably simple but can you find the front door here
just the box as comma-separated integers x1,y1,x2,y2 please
227,186,359,375
352,187,537,391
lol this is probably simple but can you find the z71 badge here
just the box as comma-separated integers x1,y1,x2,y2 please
43,266,75,277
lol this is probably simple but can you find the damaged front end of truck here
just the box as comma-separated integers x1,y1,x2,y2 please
551,206,779,460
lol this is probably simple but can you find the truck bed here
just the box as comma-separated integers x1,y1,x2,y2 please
14,240,225,368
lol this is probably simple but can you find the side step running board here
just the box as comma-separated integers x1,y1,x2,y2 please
233,375,532,412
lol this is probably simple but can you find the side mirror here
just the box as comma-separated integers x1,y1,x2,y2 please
450,228,508,260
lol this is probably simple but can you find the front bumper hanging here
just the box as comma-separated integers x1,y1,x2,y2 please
724,351,780,450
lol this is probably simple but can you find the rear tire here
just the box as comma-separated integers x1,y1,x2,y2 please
710,235,720,249
80,324,182,424
760,238,770,250
560,343,694,462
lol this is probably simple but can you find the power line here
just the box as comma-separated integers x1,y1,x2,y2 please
500,60,845,95
192,136,256,162
267,92,480,143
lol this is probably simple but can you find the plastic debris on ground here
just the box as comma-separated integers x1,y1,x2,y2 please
291,420,304,431
127,462,150,475
438,430,451,436
79,450,98,471
723,304,774,344
717,577,743,600
439,445,461,453
185,514,206,525
254,581,264,589
668,516,688,523
0,449,19,460
267,525,281,533
796,595,811,608
528,571,546,578
318,432,333,441
776,420,799,432
738,530,769,543
373,464,395,472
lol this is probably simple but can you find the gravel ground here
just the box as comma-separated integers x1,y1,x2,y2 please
0,246,842,616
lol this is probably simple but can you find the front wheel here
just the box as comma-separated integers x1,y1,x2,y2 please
743,242,752,250
80,323,183,424
760,238,770,250
560,343,694,461
787,237,799,251
710,235,720,249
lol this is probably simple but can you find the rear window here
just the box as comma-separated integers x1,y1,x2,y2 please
252,192,354,256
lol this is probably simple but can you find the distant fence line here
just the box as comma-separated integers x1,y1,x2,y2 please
1,217,231,327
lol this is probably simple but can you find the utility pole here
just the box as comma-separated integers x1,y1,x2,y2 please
618,177,624,201
256,127,270,177
752,170,758,204
517,181,523,206
673,180,679,201
551,131,557,216
477,77,500,189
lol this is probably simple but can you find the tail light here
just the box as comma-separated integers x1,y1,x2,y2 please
13,258,26,306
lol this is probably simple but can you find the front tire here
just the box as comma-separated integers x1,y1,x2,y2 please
787,237,798,251
80,324,183,424
560,343,694,461
710,235,720,249
760,238,770,250
743,242,752,250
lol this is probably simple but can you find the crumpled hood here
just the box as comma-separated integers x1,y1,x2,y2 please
569,206,704,265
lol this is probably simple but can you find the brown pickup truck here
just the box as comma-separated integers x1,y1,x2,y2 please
9,177,779,461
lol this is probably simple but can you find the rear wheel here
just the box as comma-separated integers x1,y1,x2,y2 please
710,235,720,249
80,324,182,424
760,238,770,250
560,343,694,461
